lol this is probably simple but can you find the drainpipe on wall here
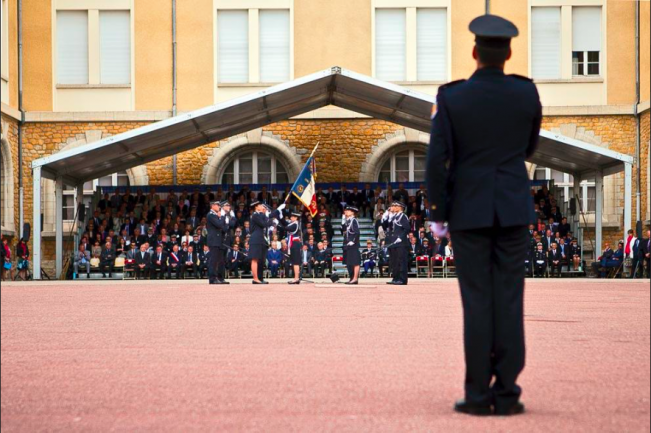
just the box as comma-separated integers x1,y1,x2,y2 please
172,0,178,185
485,0,490,15
18,0,24,239
634,0,641,223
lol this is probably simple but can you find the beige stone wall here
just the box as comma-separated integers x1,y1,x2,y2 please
22,0,53,111
295,0,372,78
607,0,636,105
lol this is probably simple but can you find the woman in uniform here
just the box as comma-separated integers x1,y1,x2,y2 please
284,212,303,285
250,201,285,284
342,206,361,285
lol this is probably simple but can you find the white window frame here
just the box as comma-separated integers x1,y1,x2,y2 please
214,0,294,86
528,1,605,82
52,0,135,111
62,172,130,222
379,149,426,183
220,151,289,185
372,0,451,84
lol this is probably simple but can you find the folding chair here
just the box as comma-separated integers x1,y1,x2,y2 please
123,258,136,280
431,255,446,278
416,256,431,278
332,256,347,278
445,258,457,278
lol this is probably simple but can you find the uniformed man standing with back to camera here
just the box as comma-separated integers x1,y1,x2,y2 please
426,15,542,417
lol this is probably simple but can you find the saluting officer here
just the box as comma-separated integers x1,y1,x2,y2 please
206,200,228,285
341,206,361,285
426,15,542,416
382,201,410,286
250,201,285,285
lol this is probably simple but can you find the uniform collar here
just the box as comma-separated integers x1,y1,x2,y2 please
470,67,506,80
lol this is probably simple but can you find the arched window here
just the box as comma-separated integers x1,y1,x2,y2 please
0,136,14,232
378,149,426,183
221,151,289,185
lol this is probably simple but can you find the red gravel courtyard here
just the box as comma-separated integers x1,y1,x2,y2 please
1,279,649,432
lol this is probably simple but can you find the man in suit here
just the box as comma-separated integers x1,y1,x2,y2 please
74,244,91,279
426,15,541,416
226,244,244,278
548,242,562,277
167,244,182,279
150,245,167,280
198,245,211,279
100,241,116,278
134,244,150,280
181,245,199,279
300,244,313,278
534,243,547,277
267,242,284,278
591,243,614,278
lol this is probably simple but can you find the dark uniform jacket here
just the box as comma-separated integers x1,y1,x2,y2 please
427,67,542,231
386,213,410,250
342,218,360,250
206,210,228,248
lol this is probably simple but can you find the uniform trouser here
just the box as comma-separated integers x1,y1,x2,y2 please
209,247,226,281
452,225,528,412
629,257,641,278
390,247,409,283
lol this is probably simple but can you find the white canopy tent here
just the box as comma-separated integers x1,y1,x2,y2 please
31,67,634,278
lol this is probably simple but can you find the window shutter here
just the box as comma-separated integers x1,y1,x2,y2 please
218,10,249,83
259,10,290,83
417,9,447,82
57,11,89,85
531,7,562,80
375,9,406,82
573,7,601,52
99,11,131,85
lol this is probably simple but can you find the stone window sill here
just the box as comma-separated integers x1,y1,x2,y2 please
534,77,604,84
392,81,446,86
217,82,283,88
56,84,132,89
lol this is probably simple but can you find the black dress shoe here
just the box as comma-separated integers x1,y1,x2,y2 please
454,400,493,416
345,281,359,285
288,280,301,285
386,281,395,285
393,281,407,286
494,403,526,416
253,281,269,285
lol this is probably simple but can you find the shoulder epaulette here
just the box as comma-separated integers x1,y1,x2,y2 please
509,74,533,82
439,79,466,91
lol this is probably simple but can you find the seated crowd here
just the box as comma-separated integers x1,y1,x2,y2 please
56,182,650,280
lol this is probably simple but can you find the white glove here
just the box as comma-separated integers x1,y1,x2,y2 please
428,221,449,237
269,226,275,232
230,211,235,218
273,219,279,225
225,217,230,225
278,204,286,212
265,211,271,218
220,210,225,217
394,238,402,244
381,212,390,222
347,242,355,247
342,216,347,224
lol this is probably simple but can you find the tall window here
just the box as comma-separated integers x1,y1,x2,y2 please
379,149,426,183
218,10,249,83
259,10,290,83
99,11,131,84
531,7,561,80
221,152,289,185
63,171,130,221
57,11,89,85
417,9,447,82
572,7,601,77
375,9,406,82
56,10,131,85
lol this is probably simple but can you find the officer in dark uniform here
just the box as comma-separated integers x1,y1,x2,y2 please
341,206,361,285
283,212,303,284
206,200,228,285
426,15,542,416
249,201,285,284
383,201,410,285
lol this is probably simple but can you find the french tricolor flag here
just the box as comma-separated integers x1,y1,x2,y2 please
290,156,318,217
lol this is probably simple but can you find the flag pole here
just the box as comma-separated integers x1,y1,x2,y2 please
285,141,320,204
